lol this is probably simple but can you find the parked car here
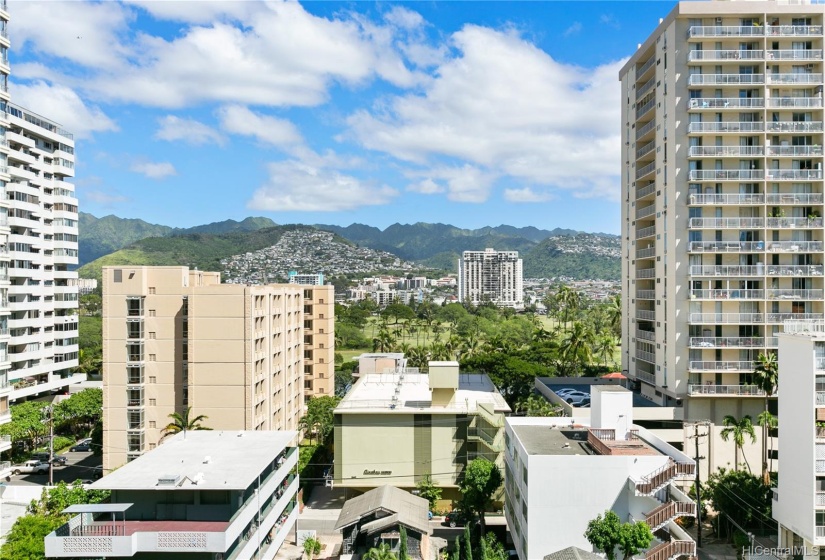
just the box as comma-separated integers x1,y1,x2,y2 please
12,460,49,475
554,389,578,396
569,396,591,407
91,466,103,480
70,442,92,452
444,509,475,528
31,452,67,466
563,391,590,403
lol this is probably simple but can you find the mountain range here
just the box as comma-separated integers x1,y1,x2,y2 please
77,213,621,282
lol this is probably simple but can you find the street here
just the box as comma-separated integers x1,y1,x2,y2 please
6,451,102,486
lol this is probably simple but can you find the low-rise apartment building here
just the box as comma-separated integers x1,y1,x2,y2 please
505,386,696,560
103,266,305,471
334,361,510,503
774,320,825,550
45,430,299,559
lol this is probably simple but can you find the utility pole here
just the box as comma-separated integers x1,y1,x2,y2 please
686,420,710,549
45,405,54,486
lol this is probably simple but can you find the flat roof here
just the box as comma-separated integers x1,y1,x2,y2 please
336,372,511,414
512,425,594,456
91,430,296,491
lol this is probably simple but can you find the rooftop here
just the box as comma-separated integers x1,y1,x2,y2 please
512,425,594,456
336,372,510,414
91,430,296,491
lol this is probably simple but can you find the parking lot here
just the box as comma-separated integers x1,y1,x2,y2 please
7,450,102,486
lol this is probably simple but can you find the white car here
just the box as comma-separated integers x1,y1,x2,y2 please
563,391,590,402
555,389,579,397
12,460,49,475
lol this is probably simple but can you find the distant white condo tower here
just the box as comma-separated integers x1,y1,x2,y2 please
458,248,523,308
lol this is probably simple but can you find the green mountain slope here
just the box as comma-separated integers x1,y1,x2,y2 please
523,233,621,280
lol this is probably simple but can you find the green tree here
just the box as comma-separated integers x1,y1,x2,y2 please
161,407,211,440
30,481,110,517
364,543,397,560
515,394,561,417
464,525,474,560
753,352,778,485
301,536,322,559
453,535,461,560
705,468,772,535
560,321,596,376
0,400,49,451
556,285,582,328
54,388,103,437
298,396,341,445
607,293,622,338
584,511,623,560
79,293,102,316
720,415,757,472
416,474,442,512
617,520,653,560
594,333,616,368
0,514,63,560
459,458,502,536
757,410,778,475
399,526,409,560
372,329,396,352
382,303,416,326
480,533,508,560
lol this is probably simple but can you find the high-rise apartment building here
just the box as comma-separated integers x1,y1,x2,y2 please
288,271,324,285
620,0,823,472
457,248,523,308
301,284,334,398
102,266,305,471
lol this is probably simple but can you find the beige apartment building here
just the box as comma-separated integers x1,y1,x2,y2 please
301,284,334,398
620,0,824,473
102,266,306,471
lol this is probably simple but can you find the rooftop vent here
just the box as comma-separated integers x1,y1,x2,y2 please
203,456,211,464
157,474,181,487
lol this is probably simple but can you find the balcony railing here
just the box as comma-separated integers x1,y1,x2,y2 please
636,98,656,120
636,370,656,385
636,268,656,279
817,493,825,507
636,119,656,140
688,74,764,86
767,73,823,85
767,312,824,323
768,288,824,299
688,169,764,181
766,217,824,228
636,349,655,363
690,289,764,299
636,246,655,259
766,25,824,36
817,392,825,405
636,203,656,219
689,265,763,276
637,225,656,239
637,79,655,100
688,122,764,133
687,49,764,61
689,337,765,348
688,146,764,157
689,217,764,228
636,329,655,341
687,240,764,252
637,141,655,159
767,49,823,60
636,57,655,80
689,313,763,323
817,526,825,538
766,170,824,181
636,310,656,321
637,183,656,199
689,98,764,109
817,460,825,474
688,384,766,396
636,162,656,180
689,361,754,372
767,264,824,275
636,289,655,299
766,121,823,133
688,26,765,38
766,97,823,108
765,193,824,204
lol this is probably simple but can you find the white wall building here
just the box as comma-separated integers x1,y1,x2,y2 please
457,248,523,308
619,0,824,474
45,430,299,559
288,271,324,285
774,320,825,550
505,386,696,560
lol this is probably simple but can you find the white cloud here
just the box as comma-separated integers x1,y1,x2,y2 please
563,22,583,37
130,161,177,180
504,187,555,203
407,179,444,194
10,0,133,69
155,116,225,146
124,0,264,25
383,6,425,31
217,105,303,149
348,25,625,201
10,81,117,140
83,189,130,207
248,160,398,212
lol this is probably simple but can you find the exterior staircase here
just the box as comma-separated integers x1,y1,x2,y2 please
634,459,695,495
643,501,697,532
645,539,696,560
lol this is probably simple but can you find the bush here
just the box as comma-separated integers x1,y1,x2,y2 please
35,436,73,454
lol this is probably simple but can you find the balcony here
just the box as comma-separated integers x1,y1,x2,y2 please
688,146,764,158
636,203,656,219
636,162,655,181
636,349,655,363
636,246,655,259
636,289,655,299
767,288,824,299
767,312,824,323
688,74,764,86
688,122,764,133
637,225,656,239
688,98,764,110
637,141,655,160
766,264,824,275
636,268,656,279
636,329,655,342
688,169,764,181
689,265,763,276
687,49,763,62
636,310,655,321
690,337,765,348
768,73,823,85
636,98,656,120
817,392,825,405
766,24,823,36
765,193,823,204
689,217,764,229
689,313,763,324
636,57,655,80
689,361,754,372
635,370,656,385
687,240,764,252
689,289,764,300
636,120,656,141
688,384,766,396
766,97,823,109
765,145,824,157
637,183,656,199
766,170,823,181
766,121,823,133
817,493,825,507
766,217,824,228
637,79,655,100
688,26,764,38
767,49,823,61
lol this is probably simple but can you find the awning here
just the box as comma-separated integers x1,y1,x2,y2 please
63,503,133,514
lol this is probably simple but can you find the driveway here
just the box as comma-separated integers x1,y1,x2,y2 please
7,451,101,486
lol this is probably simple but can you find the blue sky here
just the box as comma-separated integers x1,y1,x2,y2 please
8,0,676,234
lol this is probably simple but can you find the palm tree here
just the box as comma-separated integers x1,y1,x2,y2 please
556,285,582,329
73,348,102,375
372,329,396,352
757,410,778,475
364,544,397,560
407,346,429,369
720,414,757,472
594,333,616,367
753,352,779,484
607,294,622,337
161,407,211,440
560,321,596,376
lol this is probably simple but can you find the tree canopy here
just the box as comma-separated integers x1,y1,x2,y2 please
458,458,502,535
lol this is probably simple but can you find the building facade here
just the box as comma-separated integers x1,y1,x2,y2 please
773,320,825,550
45,430,299,560
333,361,510,504
620,0,823,471
505,387,696,560
302,284,334,398
102,266,305,471
288,271,324,285
457,248,523,308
